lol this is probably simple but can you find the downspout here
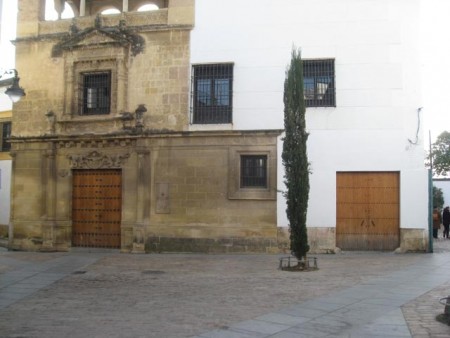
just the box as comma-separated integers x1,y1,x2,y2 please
428,130,433,253
428,169,433,253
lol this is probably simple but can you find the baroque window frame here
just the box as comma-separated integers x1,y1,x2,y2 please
63,54,127,120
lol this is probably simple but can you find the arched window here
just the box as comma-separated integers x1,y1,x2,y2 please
101,8,121,15
45,0,75,21
137,4,159,12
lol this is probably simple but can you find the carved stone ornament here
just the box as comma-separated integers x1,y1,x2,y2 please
52,19,145,57
68,151,130,169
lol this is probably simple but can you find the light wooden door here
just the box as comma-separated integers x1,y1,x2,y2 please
336,172,400,250
72,169,122,248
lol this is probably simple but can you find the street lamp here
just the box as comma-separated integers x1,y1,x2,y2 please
0,69,26,103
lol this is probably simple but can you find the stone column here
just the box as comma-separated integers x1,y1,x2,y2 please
8,151,17,248
54,0,64,19
41,147,57,251
80,0,86,16
123,0,129,12
132,148,150,253
17,0,44,37
168,0,195,25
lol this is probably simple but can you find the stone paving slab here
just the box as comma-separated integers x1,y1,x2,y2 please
0,241,449,337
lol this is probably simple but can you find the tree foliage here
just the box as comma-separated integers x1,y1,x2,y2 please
433,186,444,210
282,48,310,260
430,131,450,176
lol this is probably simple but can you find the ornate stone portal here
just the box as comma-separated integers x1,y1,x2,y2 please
68,151,130,169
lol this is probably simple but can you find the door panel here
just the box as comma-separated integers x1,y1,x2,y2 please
336,172,399,250
72,169,122,248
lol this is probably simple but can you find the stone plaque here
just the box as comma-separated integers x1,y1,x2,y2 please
156,182,170,214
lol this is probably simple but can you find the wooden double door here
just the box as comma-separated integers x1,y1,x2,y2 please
72,169,122,248
336,172,400,251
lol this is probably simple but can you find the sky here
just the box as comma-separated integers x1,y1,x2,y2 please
419,0,450,147
0,0,16,71
1,0,450,149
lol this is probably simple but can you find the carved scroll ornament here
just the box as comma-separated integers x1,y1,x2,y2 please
68,151,129,169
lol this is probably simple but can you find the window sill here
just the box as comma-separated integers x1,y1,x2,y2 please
228,187,275,200
189,123,233,131
58,115,121,124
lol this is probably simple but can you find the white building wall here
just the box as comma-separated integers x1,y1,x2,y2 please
0,92,11,108
191,0,428,232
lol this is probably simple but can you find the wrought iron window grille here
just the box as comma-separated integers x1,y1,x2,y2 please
1,122,11,152
303,59,335,107
240,155,268,188
79,71,111,115
191,63,233,124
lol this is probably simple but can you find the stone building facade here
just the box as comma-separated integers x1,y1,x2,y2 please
10,0,282,252
7,0,429,253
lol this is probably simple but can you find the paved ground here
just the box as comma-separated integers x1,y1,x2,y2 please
0,240,449,337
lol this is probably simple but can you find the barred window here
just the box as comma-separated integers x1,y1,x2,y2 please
79,72,111,115
240,155,267,188
1,122,11,152
303,59,335,107
191,63,233,124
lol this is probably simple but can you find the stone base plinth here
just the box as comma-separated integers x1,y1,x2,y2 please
146,236,279,253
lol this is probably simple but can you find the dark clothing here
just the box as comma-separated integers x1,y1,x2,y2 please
443,208,450,238
444,225,449,239
433,208,441,239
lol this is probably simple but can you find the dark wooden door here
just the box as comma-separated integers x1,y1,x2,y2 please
72,169,122,248
336,172,400,250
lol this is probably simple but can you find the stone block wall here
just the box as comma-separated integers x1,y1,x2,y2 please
8,131,281,252
13,34,191,139
397,228,429,253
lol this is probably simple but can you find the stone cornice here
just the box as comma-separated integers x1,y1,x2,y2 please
13,24,193,45
9,129,284,144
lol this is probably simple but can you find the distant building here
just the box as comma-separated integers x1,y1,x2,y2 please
8,0,428,253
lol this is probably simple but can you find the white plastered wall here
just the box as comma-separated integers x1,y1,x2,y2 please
191,0,428,233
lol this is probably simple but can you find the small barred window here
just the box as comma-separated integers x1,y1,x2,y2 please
240,155,268,188
303,59,335,107
1,122,11,152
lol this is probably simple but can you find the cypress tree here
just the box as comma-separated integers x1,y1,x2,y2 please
282,48,310,261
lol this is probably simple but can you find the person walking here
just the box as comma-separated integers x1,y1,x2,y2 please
443,206,450,239
433,207,441,239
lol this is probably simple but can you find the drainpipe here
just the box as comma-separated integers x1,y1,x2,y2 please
428,130,433,253
429,169,433,253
